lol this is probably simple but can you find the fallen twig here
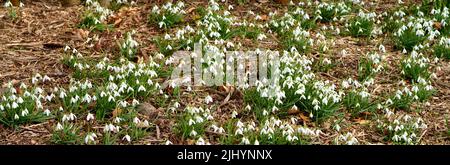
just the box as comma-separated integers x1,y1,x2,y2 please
19,126,48,134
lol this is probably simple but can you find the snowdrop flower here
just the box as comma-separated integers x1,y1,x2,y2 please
206,114,214,120
165,140,173,145
85,133,97,144
195,115,204,123
44,109,51,116
402,49,407,54
204,95,213,104
32,77,39,84
231,110,238,118
164,34,171,40
21,109,29,116
138,85,146,92
334,124,341,132
108,95,116,102
196,137,206,145
142,120,150,127
17,97,24,104
166,45,172,50
104,123,118,133
379,44,386,53
159,22,165,28
235,128,243,135
241,137,250,144
119,100,128,108
45,94,54,102
188,118,196,126
59,90,67,99
86,113,95,121
69,113,77,121
114,117,123,123
132,99,140,106
190,130,198,137
123,135,131,142
11,102,19,109
55,123,64,131
173,102,180,108
257,33,267,40
4,1,12,8
14,114,19,120
133,117,141,124
42,75,51,82
19,83,27,89
228,5,233,10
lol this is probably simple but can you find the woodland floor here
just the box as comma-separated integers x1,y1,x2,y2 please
0,0,450,144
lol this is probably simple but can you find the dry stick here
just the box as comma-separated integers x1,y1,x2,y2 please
5,42,42,47
19,126,49,134
418,129,428,143
156,125,161,140
0,72,15,79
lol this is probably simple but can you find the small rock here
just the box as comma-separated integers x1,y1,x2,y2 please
137,102,157,118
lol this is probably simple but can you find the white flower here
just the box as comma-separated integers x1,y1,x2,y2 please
14,114,19,120
42,75,51,82
204,95,213,104
103,123,118,133
21,108,29,116
190,130,198,137
11,102,18,109
45,94,54,102
4,1,12,8
119,100,128,107
235,128,243,135
379,44,386,53
228,5,234,10
17,97,24,104
142,120,150,127
334,124,341,132
86,113,95,121
241,137,250,144
114,117,123,123
85,133,97,144
59,91,67,99
195,115,204,123
56,123,64,131
44,109,51,116
231,110,238,118
257,33,267,40
165,140,173,145
196,137,206,145
123,135,131,142
138,85,146,92
133,117,141,124
69,113,77,121
132,99,140,106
